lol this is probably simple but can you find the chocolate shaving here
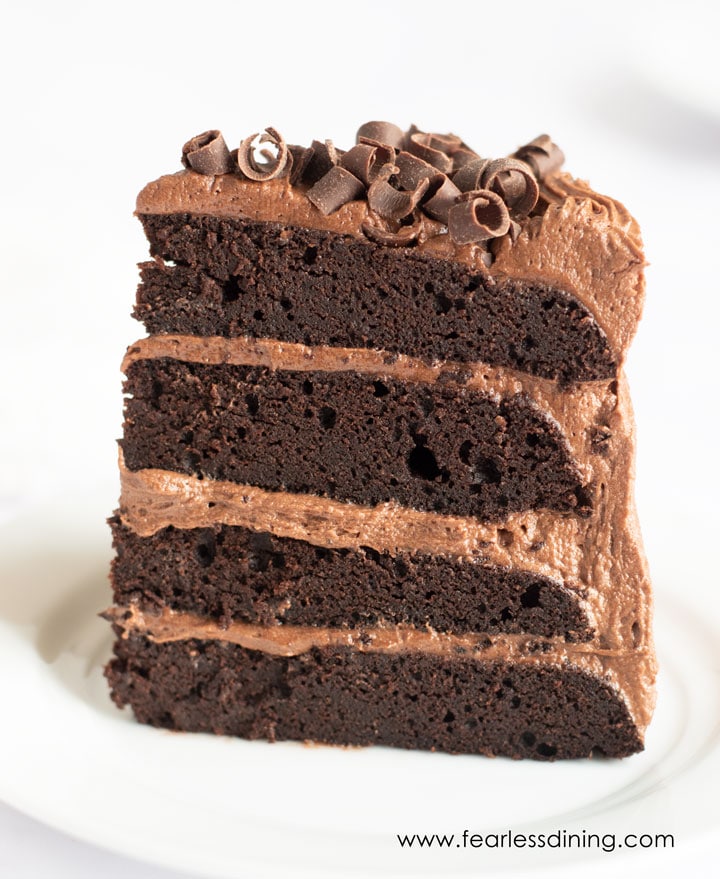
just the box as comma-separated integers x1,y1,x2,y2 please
480,157,539,216
513,134,565,180
452,147,480,171
422,175,462,223
424,132,464,155
288,144,314,185
181,130,234,175
448,189,511,244
307,165,365,215
339,143,394,185
361,212,424,246
394,151,442,191
356,121,405,150
367,164,429,220
237,127,289,181
452,157,491,192
301,139,340,185
405,131,454,174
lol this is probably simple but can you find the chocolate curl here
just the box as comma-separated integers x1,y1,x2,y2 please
288,144,314,185
513,134,565,180
448,190,511,244
367,164,429,220
307,165,365,215
405,131,454,174
356,121,405,150
339,143,395,185
181,130,234,175
422,175,462,223
394,151,441,190
452,147,480,171
424,132,464,154
301,139,340,185
452,157,492,192
362,213,424,247
480,157,539,216
237,127,289,181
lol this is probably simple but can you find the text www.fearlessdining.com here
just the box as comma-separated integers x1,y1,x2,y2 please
397,829,674,854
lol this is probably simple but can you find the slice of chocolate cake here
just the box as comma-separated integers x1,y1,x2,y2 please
105,122,656,759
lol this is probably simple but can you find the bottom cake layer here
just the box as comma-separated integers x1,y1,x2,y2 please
106,632,643,760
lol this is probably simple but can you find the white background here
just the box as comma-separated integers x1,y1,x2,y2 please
1,0,719,877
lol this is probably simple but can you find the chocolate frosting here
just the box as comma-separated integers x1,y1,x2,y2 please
119,125,655,740
135,169,645,369
106,604,655,732
118,337,654,679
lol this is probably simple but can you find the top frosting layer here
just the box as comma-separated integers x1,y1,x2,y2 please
136,122,646,368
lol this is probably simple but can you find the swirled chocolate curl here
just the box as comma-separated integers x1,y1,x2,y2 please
453,157,492,193
405,131,454,174
301,139,340,185
451,147,480,171
361,213,424,246
307,165,365,215
340,143,394,185
513,134,565,180
480,158,539,216
367,164,430,220
394,151,442,191
422,175,462,223
448,190,511,244
356,121,405,150
181,130,234,175
288,144,313,185
237,127,290,181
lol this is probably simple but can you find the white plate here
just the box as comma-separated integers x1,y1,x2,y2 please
1,490,719,879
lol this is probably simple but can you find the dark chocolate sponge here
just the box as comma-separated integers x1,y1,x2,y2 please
109,518,593,642
136,215,617,385
106,634,643,760
121,359,592,521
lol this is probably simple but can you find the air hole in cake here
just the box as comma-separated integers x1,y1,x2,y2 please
511,696,521,709
373,380,390,398
408,444,441,481
280,298,293,311
303,245,318,265
525,432,541,447
497,529,514,548
319,406,337,429
195,532,216,568
443,711,455,724
302,379,314,395
470,456,502,491
394,559,409,578
459,440,473,465
521,731,536,747
632,621,641,646
237,426,246,440
245,393,259,415
434,292,453,315
500,607,512,622
180,429,194,444
221,278,241,303
253,309,264,321
361,546,383,565
536,743,558,758
520,582,542,608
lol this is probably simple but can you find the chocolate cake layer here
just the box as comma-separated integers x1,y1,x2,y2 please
110,518,593,641
122,359,590,520
137,214,616,385
106,633,643,759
